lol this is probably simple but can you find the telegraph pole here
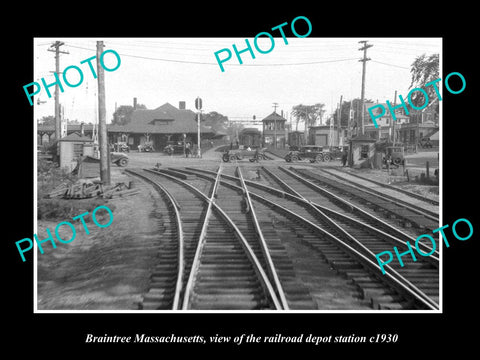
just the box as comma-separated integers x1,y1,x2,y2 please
97,41,110,185
47,41,69,140
392,90,397,146
337,95,343,145
358,40,373,135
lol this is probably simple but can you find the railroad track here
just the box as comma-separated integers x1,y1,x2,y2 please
173,165,440,310
320,166,439,206
126,167,287,310
289,167,438,231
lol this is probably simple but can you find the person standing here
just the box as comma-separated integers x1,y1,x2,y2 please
341,149,348,167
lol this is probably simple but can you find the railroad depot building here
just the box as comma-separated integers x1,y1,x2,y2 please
107,102,216,150
38,102,218,151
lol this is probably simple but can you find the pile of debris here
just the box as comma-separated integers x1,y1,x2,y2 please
48,179,139,199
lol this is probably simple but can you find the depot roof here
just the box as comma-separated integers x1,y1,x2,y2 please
262,111,287,122
108,102,215,134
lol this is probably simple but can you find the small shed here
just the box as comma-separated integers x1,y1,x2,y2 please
309,125,341,147
58,132,94,172
349,134,377,168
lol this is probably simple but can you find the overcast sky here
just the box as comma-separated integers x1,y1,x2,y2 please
33,37,441,129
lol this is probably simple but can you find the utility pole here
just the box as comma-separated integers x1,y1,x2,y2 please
47,41,69,141
272,102,279,113
392,90,397,146
358,40,373,136
97,41,110,185
272,102,279,148
337,95,343,145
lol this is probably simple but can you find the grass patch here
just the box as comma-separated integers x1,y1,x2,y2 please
38,198,115,222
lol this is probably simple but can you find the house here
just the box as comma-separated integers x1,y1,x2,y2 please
262,111,288,148
107,102,216,151
364,102,409,141
398,121,438,146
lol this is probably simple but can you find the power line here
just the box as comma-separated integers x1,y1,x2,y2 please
64,43,358,67
371,60,409,70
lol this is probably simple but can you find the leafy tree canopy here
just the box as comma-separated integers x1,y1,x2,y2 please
409,53,439,109
291,103,326,131
111,104,147,125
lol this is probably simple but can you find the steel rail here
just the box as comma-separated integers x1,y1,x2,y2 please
125,169,185,310
300,167,439,221
145,167,283,310
181,165,222,310
179,166,439,310
183,166,438,259
261,166,439,309
321,166,439,206
236,166,290,310
279,166,440,259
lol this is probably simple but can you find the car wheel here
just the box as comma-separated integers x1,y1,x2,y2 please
118,158,128,167
393,157,402,165
222,154,229,162
323,153,331,162
315,154,323,162
229,155,237,161
285,157,291,162
291,156,298,162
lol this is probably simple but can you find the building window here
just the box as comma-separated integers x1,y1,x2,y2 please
73,143,83,157
360,145,369,159
409,130,416,143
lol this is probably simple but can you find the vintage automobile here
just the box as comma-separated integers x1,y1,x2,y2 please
111,152,129,167
284,145,331,163
419,137,433,148
163,142,185,155
222,148,268,162
138,141,155,152
112,141,130,152
384,146,405,166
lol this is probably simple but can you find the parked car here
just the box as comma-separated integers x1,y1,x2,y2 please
113,141,130,152
419,137,433,148
384,146,405,166
164,142,185,155
284,145,331,163
111,152,129,167
222,148,267,162
138,142,154,152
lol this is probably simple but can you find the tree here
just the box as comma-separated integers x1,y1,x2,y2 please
111,104,147,125
409,53,439,111
291,103,326,132
38,115,55,126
